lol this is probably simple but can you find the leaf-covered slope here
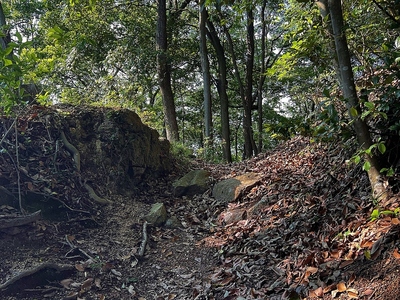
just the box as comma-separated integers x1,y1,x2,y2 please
197,136,400,299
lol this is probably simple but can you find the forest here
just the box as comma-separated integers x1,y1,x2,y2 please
1,0,400,299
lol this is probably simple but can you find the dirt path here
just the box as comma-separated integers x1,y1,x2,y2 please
1,131,400,299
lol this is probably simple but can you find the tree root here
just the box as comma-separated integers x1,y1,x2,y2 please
0,210,41,229
138,221,148,257
60,131,80,172
60,131,111,205
0,262,74,292
84,183,111,205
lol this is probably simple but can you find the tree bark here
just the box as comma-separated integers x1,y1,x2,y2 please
206,17,232,163
0,2,8,51
157,0,179,142
243,8,256,158
327,0,387,200
199,0,212,141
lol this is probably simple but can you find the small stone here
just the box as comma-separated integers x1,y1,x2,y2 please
165,216,181,228
173,169,210,197
144,202,167,226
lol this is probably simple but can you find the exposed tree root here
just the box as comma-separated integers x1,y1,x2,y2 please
0,262,74,292
60,131,111,205
0,210,41,229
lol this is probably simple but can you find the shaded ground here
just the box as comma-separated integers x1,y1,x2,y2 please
1,106,400,299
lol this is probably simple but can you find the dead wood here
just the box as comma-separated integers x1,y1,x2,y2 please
0,210,41,229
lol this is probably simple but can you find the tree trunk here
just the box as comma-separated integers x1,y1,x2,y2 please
206,17,232,163
157,0,179,142
316,0,342,86
220,8,256,159
199,0,212,141
0,2,8,51
243,8,256,159
327,0,387,200
257,0,267,153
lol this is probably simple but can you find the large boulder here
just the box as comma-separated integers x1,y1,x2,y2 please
56,105,171,191
212,172,261,203
173,169,210,197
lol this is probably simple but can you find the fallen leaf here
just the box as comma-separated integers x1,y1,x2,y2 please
323,283,336,293
75,263,85,272
363,289,374,296
371,236,383,255
60,278,73,289
111,269,122,277
348,289,359,299
348,273,356,285
80,278,93,293
337,282,347,292
180,273,193,279
393,248,400,259
309,287,323,297
339,260,354,268
391,218,400,225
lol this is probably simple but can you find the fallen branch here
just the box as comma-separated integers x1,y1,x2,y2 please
0,262,74,292
0,210,41,229
138,221,148,257
64,234,94,260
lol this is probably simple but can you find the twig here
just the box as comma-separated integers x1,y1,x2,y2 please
138,221,148,257
0,118,17,147
64,235,94,260
14,120,23,214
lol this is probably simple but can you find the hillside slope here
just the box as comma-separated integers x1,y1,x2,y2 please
1,106,399,299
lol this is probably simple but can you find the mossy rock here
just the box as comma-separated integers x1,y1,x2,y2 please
173,169,210,197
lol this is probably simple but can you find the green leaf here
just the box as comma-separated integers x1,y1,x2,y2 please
370,208,379,221
395,36,400,49
380,210,394,216
363,161,371,171
378,143,386,154
364,102,374,110
361,111,371,119
350,107,358,117
3,58,13,66
15,32,22,43
354,155,361,164
323,89,330,98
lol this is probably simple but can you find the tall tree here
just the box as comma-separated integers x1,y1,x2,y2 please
206,14,232,162
0,2,8,50
199,0,212,141
243,6,257,158
321,0,387,200
157,0,179,142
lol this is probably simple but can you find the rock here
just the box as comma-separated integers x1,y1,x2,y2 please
247,197,269,217
165,216,181,228
212,172,261,203
54,105,171,192
144,202,167,226
173,169,210,197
